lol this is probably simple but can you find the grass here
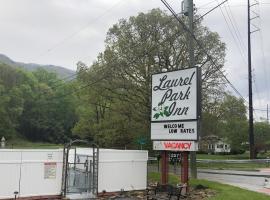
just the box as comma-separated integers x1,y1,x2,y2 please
197,152,270,160
149,161,270,171
148,172,270,200
4,139,63,149
197,162,269,171
196,153,250,160
196,152,270,170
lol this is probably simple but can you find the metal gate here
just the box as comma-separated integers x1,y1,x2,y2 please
61,140,99,199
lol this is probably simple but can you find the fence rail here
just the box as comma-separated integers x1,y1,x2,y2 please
149,157,270,164
196,159,270,164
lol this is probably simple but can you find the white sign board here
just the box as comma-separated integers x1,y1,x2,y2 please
151,67,199,141
44,162,57,179
151,121,197,140
153,141,198,151
151,67,197,121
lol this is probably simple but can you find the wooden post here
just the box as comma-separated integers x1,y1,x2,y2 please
181,152,189,184
161,151,169,184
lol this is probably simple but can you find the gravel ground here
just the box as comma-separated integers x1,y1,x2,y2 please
97,186,216,200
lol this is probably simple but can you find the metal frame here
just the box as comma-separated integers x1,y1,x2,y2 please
61,139,99,197
150,66,202,141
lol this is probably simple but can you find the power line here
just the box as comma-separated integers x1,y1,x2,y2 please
38,15,193,103
39,71,110,104
248,1,267,113
216,0,247,65
40,1,248,99
225,1,247,54
252,72,263,109
197,2,270,9
214,1,263,111
215,1,263,110
36,0,125,59
40,1,260,116
161,0,248,104
26,0,126,92
38,13,189,96
195,0,228,22
197,0,217,10
254,108,267,112
257,1,270,102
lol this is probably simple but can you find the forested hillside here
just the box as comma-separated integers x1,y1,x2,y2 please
0,54,75,79
0,64,77,143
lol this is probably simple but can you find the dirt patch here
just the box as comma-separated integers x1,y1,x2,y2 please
97,184,216,199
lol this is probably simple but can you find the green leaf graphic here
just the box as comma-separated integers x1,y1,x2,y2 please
164,110,170,116
154,113,160,119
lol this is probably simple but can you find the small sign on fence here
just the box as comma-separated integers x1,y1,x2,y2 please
44,162,57,179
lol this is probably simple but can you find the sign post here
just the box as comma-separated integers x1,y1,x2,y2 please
161,151,169,184
151,67,201,186
181,152,189,185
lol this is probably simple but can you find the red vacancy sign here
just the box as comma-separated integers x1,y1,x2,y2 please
153,141,198,151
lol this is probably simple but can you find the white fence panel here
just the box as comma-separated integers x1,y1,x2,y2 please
74,148,148,193
0,149,63,199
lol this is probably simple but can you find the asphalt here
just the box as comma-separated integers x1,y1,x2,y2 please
197,169,270,196
198,169,270,178
148,165,270,196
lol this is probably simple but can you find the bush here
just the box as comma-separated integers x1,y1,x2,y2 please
230,148,245,155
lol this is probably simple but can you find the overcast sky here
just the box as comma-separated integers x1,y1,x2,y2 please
0,0,269,120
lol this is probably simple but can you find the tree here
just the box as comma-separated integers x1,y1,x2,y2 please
0,64,28,139
74,9,227,148
218,94,248,152
254,122,270,156
19,69,77,143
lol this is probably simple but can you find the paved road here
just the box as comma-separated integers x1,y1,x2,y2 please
198,169,270,195
148,166,270,195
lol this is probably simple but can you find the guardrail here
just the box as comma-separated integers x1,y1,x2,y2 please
148,157,270,164
197,159,270,163
148,157,158,161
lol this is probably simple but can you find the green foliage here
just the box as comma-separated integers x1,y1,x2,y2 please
0,64,26,139
19,70,77,143
219,94,248,151
148,172,180,185
202,93,248,152
254,122,270,154
0,63,77,143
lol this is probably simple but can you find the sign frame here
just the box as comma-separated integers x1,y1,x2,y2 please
150,66,201,142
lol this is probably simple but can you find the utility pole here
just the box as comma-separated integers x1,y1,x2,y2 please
248,0,255,159
189,0,197,179
188,0,195,68
186,0,197,178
